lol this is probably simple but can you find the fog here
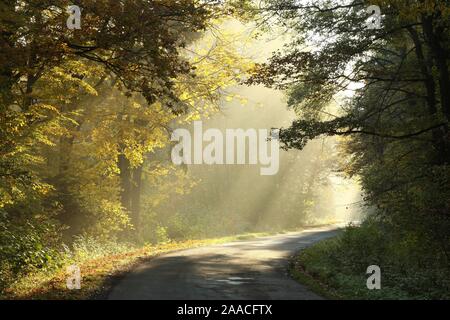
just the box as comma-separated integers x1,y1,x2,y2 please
142,21,363,240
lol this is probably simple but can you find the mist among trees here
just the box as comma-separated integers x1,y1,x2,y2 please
0,0,448,299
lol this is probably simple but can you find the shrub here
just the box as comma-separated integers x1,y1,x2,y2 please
0,218,62,291
296,219,450,299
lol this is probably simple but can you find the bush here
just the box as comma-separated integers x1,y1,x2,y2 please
295,219,450,299
155,225,171,244
71,235,134,261
0,218,62,291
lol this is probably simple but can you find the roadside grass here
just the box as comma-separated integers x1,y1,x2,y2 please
289,257,343,300
289,228,450,300
289,236,353,300
289,237,414,299
1,230,285,300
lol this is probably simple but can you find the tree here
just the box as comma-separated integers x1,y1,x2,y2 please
249,0,449,159
0,0,211,211
248,0,450,252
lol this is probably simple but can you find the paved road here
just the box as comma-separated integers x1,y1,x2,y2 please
108,226,339,300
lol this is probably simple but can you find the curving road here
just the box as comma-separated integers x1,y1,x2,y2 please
108,226,340,300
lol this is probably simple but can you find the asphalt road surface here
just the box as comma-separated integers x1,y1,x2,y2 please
108,226,340,300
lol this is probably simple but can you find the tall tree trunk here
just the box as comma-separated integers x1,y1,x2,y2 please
422,15,450,166
130,164,143,233
56,135,76,230
118,153,132,214
408,24,449,163
118,153,144,237
422,16,450,122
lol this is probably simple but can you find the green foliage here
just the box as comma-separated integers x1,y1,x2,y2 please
0,0,255,293
251,0,450,299
155,226,171,244
0,217,62,291
296,220,450,299
70,235,134,261
2,0,448,300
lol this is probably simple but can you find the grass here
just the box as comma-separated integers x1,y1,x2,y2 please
0,230,284,300
288,236,402,300
289,231,450,300
289,259,343,300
